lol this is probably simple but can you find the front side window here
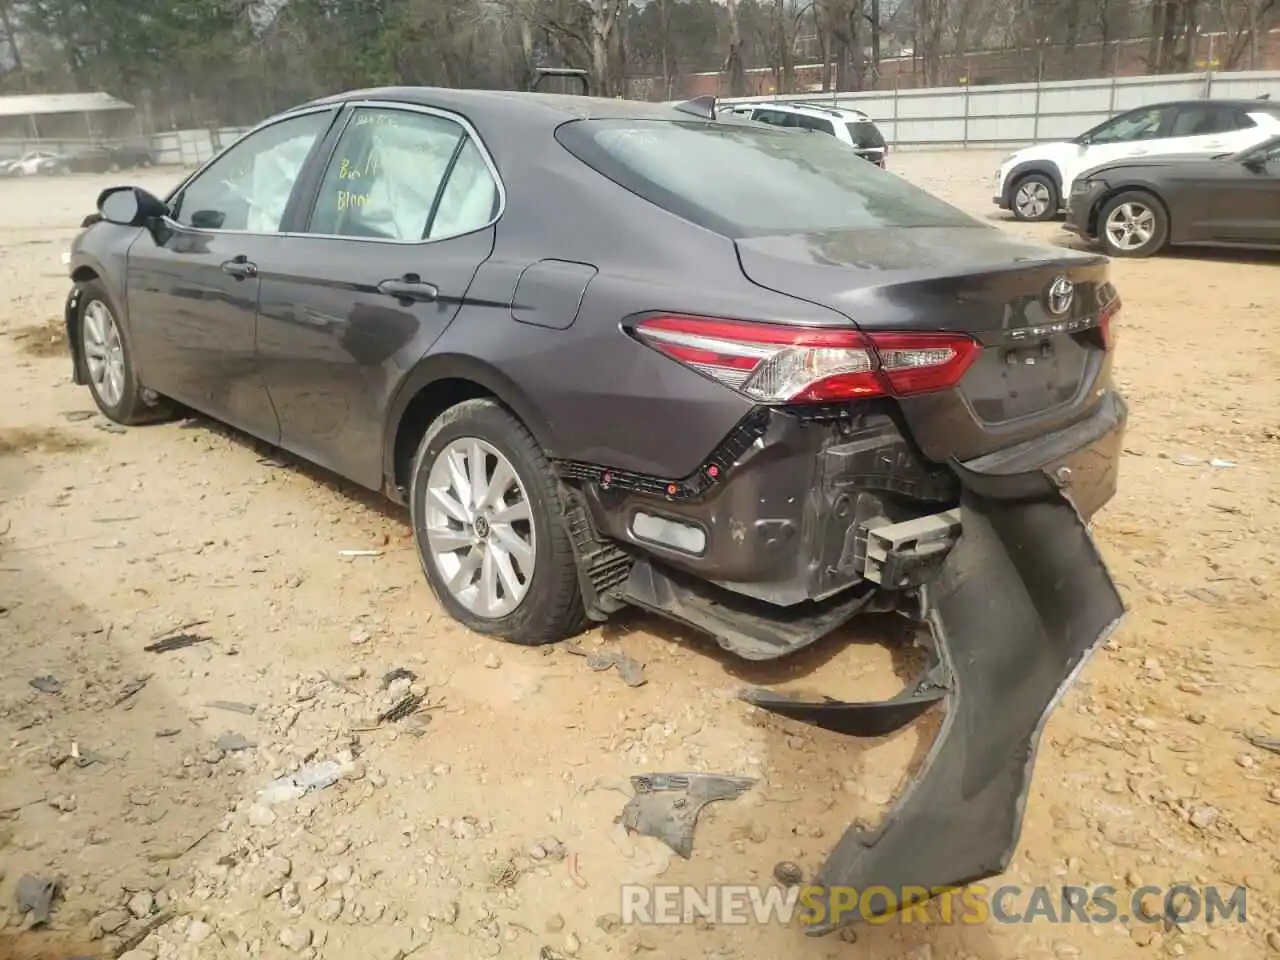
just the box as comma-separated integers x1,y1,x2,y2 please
172,110,331,232
556,119,977,238
308,107,499,241
1089,106,1173,144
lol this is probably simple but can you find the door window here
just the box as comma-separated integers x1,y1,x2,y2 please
793,114,836,136
751,109,795,127
171,111,332,233
1089,106,1174,144
1170,104,1234,138
308,107,500,242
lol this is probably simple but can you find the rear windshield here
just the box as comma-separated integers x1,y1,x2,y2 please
555,119,973,238
847,120,886,149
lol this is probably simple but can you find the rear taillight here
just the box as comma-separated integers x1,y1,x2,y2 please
632,314,979,404
1098,298,1121,351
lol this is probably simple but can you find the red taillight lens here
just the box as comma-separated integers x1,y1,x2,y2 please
1098,298,1121,351
633,314,979,404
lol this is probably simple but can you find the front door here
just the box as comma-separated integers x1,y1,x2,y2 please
256,104,501,488
125,108,338,441
1064,104,1178,191
1204,140,1280,244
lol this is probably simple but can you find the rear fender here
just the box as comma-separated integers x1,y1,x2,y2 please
381,353,558,497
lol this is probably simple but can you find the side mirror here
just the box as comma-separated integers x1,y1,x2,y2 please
96,186,169,226
1242,155,1267,173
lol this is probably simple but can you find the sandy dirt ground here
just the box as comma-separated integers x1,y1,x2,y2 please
0,150,1278,960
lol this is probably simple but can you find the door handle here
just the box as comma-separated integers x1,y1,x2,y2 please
377,275,439,303
221,256,258,280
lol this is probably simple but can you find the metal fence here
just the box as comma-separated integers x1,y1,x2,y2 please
719,69,1280,148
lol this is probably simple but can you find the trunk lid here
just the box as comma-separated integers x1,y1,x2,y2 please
735,226,1114,463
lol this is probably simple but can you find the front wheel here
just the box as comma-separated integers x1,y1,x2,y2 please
78,281,175,425
1009,173,1059,222
1098,191,1169,258
408,398,587,644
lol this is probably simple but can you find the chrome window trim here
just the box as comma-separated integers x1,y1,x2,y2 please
161,99,506,248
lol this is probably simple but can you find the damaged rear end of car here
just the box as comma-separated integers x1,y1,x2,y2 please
551,114,1128,933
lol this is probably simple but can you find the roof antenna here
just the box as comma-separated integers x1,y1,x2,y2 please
673,95,717,120
1259,92,1272,100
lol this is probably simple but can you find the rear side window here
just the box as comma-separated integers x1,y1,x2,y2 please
1170,104,1235,137
793,114,835,135
308,107,499,242
846,120,886,149
555,119,977,238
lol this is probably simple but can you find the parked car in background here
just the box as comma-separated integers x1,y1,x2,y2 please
1064,134,1280,257
0,151,67,176
62,143,157,173
994,98,1280,221
719,101,889,166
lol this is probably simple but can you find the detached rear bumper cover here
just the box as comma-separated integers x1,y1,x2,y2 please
756,394,1128,934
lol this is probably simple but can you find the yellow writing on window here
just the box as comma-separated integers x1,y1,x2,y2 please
337,190,369,211
336,149,382,181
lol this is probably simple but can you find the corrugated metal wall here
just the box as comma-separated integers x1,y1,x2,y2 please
718,70,1280,148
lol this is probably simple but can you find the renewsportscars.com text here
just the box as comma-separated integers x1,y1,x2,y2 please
619,883,1248,927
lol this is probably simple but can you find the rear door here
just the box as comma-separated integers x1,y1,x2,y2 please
256,103,500,488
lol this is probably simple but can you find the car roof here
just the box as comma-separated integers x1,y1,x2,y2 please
1124,98,1280,112
296,86,711,126
729,100,873,121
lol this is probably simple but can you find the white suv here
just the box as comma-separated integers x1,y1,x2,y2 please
994,98,1280,221
720,102,889,167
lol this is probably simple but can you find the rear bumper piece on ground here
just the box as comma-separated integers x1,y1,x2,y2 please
740,396,1126,935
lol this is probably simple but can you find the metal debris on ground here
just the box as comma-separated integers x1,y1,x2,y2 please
339,548,383,558
567,643,647,687
29,675,61,695
62,410,96,422
206,700,257,715
144,632,211,653
94,422,127,435
112,676,149,706
617,772,756,858
14,874,62,926
215,732,257,753
1244,731,1280,756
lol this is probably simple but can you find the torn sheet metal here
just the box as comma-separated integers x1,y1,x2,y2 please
617,773,756,858
788,484,1124,934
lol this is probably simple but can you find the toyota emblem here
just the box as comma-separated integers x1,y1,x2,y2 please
1046,276,1074,316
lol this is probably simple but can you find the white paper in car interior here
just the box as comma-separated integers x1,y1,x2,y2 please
245,135,314,233
354,123,459,240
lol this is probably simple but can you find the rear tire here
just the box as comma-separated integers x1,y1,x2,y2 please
408,398,587,644
77,280,175,425
1009,173,1059,222
1098,190,1168,258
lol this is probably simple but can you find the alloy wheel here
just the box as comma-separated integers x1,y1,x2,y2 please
1104,202,1156,252
1014,180,1051,218
83,300,126,408
424,437,537,618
